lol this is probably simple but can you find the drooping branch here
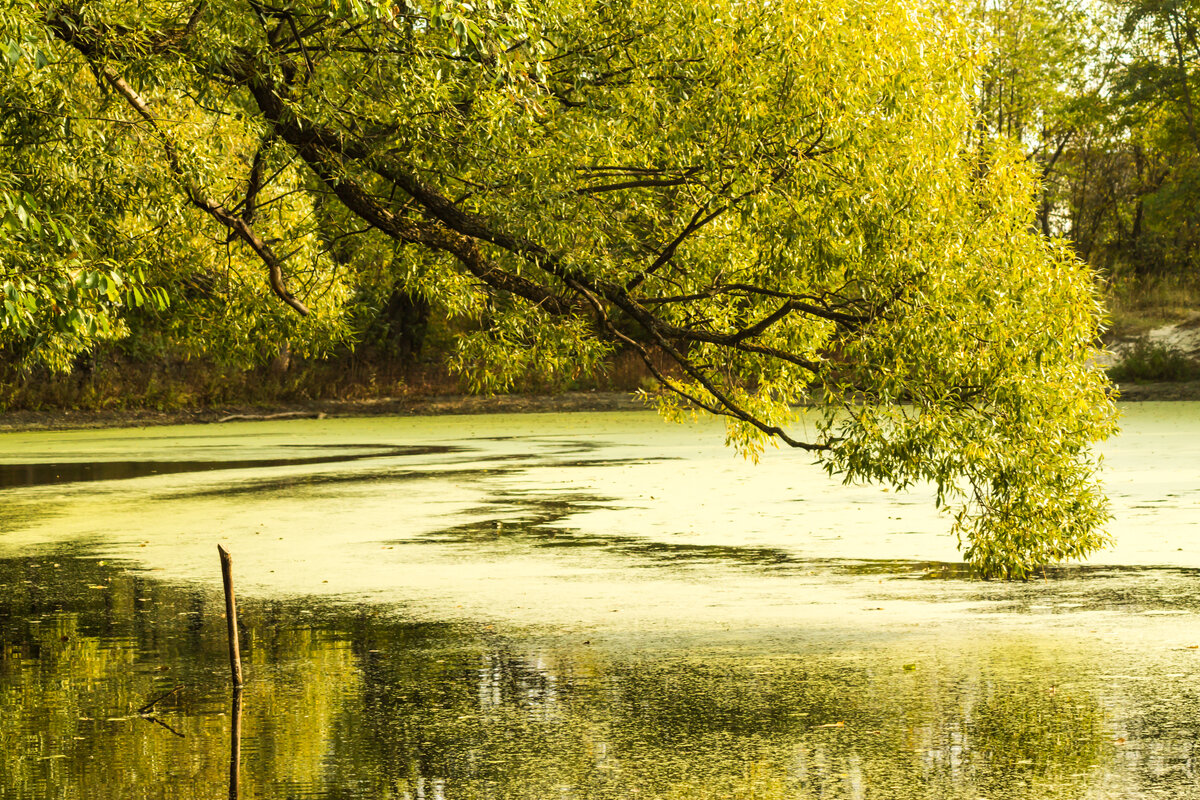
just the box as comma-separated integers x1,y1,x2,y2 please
234,55,840,405
566,277,827,450
49,19,310,315
631,311,829,451
644,285,874,329
55,24,837,448
107,73,309,315
625,196,735,292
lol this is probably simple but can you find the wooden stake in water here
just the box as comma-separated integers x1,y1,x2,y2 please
217,545,243,687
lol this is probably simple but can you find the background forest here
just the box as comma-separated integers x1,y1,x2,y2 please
2,0,1199,411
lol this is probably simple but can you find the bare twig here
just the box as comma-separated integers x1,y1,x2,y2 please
138,685,182,715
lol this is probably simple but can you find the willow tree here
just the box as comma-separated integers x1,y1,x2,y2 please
1,0,1115,576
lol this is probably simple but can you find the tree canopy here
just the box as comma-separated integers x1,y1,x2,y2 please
0,0,1117,577
964,0,1200,282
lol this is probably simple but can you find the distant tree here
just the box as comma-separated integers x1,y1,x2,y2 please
1101,0,1200,275
971,0,1107,237
0,0,1116,577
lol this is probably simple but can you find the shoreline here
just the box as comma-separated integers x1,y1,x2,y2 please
0,391,650,433
1,381,1197,433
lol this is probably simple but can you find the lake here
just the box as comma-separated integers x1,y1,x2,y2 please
1,402,1198,799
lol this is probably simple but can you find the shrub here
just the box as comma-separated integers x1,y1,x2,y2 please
1108,340,1200,382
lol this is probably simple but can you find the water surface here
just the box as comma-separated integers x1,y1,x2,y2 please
1,403,1198,798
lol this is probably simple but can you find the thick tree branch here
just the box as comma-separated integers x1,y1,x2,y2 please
285,132,581,315
217,43,832,444
575,175,698,194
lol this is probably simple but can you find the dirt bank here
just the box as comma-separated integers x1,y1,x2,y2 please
1,382,1196,434
1110,380,1200,401
0,391,651,433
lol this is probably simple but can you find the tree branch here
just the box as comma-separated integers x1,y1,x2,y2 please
50,18,310,315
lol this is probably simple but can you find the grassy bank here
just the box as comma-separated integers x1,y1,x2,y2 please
1103,273,1200,383
0,347,664,415
1105,273,1200,339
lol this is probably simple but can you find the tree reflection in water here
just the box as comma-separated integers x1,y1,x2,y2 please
0,555,1196,799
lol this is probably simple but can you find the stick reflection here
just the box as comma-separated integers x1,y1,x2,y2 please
229,687,243,800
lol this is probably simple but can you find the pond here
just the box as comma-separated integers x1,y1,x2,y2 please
1,402,1198,799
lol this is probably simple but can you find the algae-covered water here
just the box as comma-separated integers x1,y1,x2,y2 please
1,403,1198,798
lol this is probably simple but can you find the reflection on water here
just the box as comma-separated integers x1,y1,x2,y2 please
2,556,1200,799
228,687,243,800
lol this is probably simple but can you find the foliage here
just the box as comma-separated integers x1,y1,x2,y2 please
1108,339,1200,381
0,4,353,371
0,0,1118,577
986,0,1200,286
970,0,1110,237
1100,0,1200,275
0,175,168,371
